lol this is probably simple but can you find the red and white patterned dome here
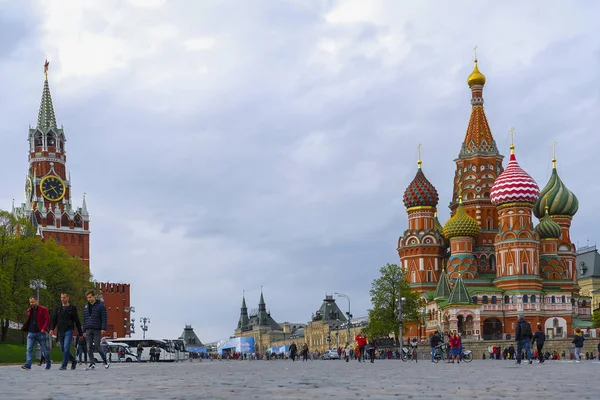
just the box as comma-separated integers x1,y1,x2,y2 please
490,151,540,205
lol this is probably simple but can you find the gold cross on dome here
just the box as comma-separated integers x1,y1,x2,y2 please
551,141,557,158
417,143,422,168
473,45,478,60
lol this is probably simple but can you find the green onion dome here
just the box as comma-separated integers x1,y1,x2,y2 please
535,206,562,239
533,160,578,218
443,197,480,239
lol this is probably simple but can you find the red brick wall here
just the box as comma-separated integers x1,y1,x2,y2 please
95,282,131,339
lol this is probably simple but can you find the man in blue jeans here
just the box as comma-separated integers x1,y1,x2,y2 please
50,293,83,370
21,296,51,370
515,314,533,364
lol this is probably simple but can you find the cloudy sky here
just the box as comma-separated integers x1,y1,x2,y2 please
1,0,599,342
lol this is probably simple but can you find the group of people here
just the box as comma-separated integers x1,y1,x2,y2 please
515,314,587,364
20,290,110,371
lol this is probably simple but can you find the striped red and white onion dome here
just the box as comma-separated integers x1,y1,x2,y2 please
490,152,540,205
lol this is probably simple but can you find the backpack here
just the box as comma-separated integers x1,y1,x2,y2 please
520,322,532,337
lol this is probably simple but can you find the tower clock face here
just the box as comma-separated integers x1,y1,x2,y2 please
40,175,66,201
25,176,33,202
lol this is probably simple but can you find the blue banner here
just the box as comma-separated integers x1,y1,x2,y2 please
217,337,255,354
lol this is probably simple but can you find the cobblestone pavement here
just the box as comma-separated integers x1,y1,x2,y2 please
1,359,598,399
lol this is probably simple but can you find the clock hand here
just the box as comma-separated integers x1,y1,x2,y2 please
51,186,59,195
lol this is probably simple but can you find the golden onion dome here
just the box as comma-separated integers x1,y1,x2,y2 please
467,60,486,87
443,197,480,239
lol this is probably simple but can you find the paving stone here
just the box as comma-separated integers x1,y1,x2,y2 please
1,359,598,399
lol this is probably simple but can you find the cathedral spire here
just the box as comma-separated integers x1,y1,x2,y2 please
37,59,57,131
460,55,499,157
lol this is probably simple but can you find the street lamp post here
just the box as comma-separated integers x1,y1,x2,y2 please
140,317,150,339
398,297,406,348
124,306,136,338
29,279,47,302
334,292,352,343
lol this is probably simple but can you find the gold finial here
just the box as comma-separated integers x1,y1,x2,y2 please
509,127,515,154
473,45,478,61
44,59,49,81
458,195,463,205
551,141,557,168
417,143,422,169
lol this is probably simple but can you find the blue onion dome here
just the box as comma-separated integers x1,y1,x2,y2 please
443,197,480,239
533,160,578,218
403,162,439,208
535,206,562,239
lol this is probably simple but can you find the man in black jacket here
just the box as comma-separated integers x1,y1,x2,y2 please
50,293,83,370
531,323,546,363
515,314,533,365
83,289,109,370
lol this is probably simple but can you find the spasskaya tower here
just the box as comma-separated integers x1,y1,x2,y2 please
13,60,90,267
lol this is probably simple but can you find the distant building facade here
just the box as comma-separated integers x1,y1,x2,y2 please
577,245,600,311
233,291,368,354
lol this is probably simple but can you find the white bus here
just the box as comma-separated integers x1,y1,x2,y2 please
110,338,177,362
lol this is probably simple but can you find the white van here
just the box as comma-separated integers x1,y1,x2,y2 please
92,341,138,363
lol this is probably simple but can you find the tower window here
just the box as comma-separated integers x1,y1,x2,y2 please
34,131,43,147
46,131,56,147
523,295,528,303
491,296,497,304
427,271,432,282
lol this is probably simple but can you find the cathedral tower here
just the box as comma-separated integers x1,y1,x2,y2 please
450,58,504,274
533,150,579,285
15,60,90,267
490,139,541,292
398,154,446,292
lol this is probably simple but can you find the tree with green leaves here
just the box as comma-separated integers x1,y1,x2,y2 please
367,263,421,345
592,310,600,329
0,210,91,342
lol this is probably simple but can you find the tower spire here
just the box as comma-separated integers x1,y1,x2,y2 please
509,127,516,155
417,143,422,169
37,59,57,130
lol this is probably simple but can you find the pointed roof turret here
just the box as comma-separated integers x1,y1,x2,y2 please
81,192,89,218
434,269,451,299
460,56,500,157
447,274,472,304
237,294,249,331
37,59,57,131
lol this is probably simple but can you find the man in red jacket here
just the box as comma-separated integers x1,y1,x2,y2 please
355,334,367,363
21,296,51,370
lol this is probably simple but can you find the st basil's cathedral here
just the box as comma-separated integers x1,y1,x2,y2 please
397,58,592,341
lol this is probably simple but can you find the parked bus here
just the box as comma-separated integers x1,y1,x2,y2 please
110,338,177,362
168,338,189,361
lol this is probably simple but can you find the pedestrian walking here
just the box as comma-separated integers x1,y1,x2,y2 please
82,289,110,370
430,331,442,362
531,323,546,363
515,314,533,364
289,342,298,361
49,292,83,370
572,328,585,363
77,335,88,365
367,338,377,363
355,334,367,362
21,296,52,370
301,343,309,361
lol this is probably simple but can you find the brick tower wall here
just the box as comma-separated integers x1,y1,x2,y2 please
95,282,131,339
